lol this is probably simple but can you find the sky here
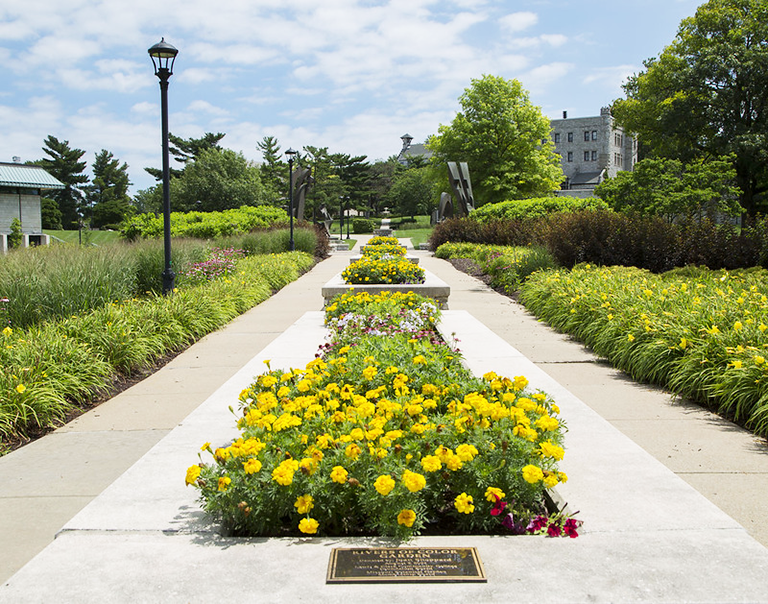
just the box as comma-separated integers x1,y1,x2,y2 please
0,0,702,194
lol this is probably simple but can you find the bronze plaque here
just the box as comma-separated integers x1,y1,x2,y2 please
326,547,486,583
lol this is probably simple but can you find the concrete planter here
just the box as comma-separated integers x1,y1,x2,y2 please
321,269,450,308
349,255,419,264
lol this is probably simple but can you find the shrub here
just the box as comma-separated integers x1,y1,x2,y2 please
352,218,375,234
428,218,536,250
7,219,22,249
471,197,609,223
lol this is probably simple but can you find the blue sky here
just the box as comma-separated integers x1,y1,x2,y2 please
0,0,701,193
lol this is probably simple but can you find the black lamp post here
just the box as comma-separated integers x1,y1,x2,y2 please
338,196,344,240
148,38,178,295
285,148,298,251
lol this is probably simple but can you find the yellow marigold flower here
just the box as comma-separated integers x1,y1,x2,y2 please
2,326,12,337
294,494,314,514
484,487,505,502
445,455,463,471
420,455,442,472
522,465,544,484
374,474,396,496
754,355,765,365
535,415,560,432
402,469,426,492
330,465,349,484
15,384,26,394
543,474,559,488
345,443,362,459
454,492,475,514
242,458,262,474
455,444,478,462
299,457,318,475
217,476,232,492
260,375,278,388
413,355,427,365
271,465,294,486
200,442,212,452
513,375,529,391
734,321,743,331
397,509,416,527
185,465,201,486
539,440,565,461
557,471,569,484
362,365,378,380
339,346,351,354
410,423,426,435
299,517,319,534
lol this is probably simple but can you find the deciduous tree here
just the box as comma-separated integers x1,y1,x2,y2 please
612,0,768,217
427,75,563,204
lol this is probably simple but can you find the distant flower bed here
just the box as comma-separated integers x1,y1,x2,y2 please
342,256,425,285
360,244,407,259
180,247,245,285
367,236,401,246
187,291,578,539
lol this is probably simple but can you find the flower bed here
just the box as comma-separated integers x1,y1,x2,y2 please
342,256,425,285
187,291,577,540
519,264,768,437
367,236,400,246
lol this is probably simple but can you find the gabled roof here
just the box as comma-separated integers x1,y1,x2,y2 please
0,162,65,189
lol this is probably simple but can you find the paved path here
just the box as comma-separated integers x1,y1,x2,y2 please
1,234,767,602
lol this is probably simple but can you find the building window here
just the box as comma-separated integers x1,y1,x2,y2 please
584,150,590,161
591,150,597,161
591,130,597,141
615,133,623,147
567,151,573,162
567,132,573,143
584,131,590,142
554,133,561,143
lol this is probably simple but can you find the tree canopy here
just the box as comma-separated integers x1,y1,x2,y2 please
385,167,437,218
145,132,226,181
612,0,768,216
594,156,741,221
427,75,563,204
171,148,266,212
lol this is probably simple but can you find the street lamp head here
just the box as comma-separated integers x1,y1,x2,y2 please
285,148,298,164
148,38,179,77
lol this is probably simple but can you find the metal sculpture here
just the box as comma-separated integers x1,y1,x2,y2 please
290,167,313,222
447,161,475,216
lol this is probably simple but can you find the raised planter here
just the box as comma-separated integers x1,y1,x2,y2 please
321,269,451,308
349,255,419,264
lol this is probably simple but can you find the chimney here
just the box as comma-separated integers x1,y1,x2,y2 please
12,156,21,163
563,111,567,119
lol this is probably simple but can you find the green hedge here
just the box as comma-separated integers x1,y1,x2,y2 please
471,197,609,222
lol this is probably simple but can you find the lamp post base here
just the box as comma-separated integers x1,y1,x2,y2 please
162,269,176,296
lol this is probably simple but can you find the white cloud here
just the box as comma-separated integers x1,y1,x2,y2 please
186,100,229,116
499,12,538,33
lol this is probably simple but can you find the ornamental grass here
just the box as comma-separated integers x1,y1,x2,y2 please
0,252,314,450
188,291,575,540
519,264,768,436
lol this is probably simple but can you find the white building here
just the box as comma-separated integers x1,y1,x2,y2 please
550,107,638,197
0,159,64,253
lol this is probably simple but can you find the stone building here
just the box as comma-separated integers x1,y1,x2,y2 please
549,107,637,197
0,159,65,253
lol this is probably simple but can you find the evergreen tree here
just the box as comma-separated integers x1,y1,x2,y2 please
145,132,226,180
257,136,285,203
35,135,89,229
86,150,133,229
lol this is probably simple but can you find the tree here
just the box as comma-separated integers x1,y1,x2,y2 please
86,150,133,229
427,75,563,204
35,136,89,229
594,156,741,221
40,197,62,230
171,147,266,212
386,167,437,218
145,132,226,180
612,0,768,217
301,146,345,220
257,136,285,202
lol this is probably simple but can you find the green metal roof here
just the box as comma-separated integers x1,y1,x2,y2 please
0,162,65,189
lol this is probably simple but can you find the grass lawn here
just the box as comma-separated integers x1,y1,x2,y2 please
44,229,122,245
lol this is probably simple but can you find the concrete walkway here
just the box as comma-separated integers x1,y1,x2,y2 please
1,235,767,602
